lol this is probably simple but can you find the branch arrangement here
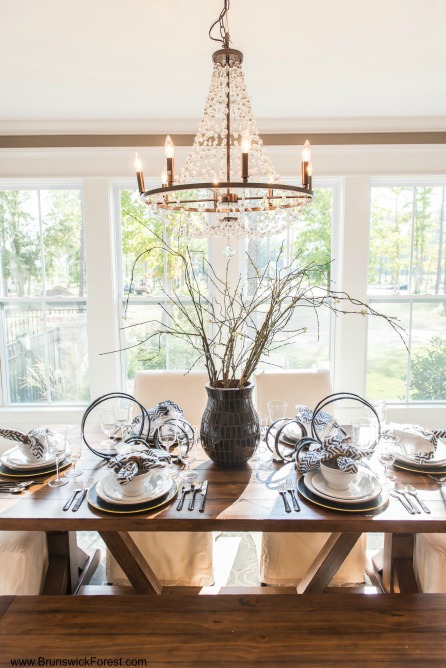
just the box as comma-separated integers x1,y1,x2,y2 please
111,219,407,389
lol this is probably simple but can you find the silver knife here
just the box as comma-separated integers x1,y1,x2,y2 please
198,480,208,512
72,488,87,512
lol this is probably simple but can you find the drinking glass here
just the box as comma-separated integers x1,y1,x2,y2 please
63,435,83,479
48,430,68,488
372,400,387,432
267,400,288,424
115,401,132,442
351,417,377,451
179,425,198,481
378,436,399,484
157,422,178,474
99,409,116,446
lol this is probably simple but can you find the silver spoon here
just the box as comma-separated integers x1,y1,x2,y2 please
405,484,431,514
394,482,421,514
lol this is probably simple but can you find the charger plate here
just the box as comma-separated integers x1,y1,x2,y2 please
297,476,389,513
0,458,71,478
393,461,446,475
87,479,178,514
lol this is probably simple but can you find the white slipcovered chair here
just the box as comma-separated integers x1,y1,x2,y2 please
414,533,446,592
254,369,367,587
106,370,214,587
0,531,48,595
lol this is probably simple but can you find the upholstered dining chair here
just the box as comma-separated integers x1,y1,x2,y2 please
414,533,446,592
106,369,214,587
254,369,367,587
0,531,48,595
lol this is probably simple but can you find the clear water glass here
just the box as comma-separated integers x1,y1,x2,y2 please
99,409,116,446
48,429,68,488
378,435,399,484
63,435,83,479
267,400,288,424
157,422,178,474
179,425,198,481
351,417,377,451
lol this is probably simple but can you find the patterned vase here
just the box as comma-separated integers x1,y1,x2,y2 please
200,381,260,469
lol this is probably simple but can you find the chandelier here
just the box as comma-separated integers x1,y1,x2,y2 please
134,0,314,242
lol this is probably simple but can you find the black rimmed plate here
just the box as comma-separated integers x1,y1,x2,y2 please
0,458,72,478
87,479,178,514
394,460,446,475
297,476,389,513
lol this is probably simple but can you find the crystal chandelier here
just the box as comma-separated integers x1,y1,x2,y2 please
134,0,314,241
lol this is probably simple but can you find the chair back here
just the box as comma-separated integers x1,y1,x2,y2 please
254,369,333,418
133,370,208,426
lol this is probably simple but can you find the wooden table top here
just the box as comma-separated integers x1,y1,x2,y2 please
0,447,445,533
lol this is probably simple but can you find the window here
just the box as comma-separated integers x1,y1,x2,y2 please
244,185,336,370
367,183,446,402
117,188,209,388
0,188,89,404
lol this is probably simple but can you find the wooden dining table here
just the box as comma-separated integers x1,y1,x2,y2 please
0,443,445,596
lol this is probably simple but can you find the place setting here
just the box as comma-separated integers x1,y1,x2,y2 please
389,424,446,475
86,449,178,514
0,427,72,482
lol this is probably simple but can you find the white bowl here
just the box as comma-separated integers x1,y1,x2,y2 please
320,461,358,491
119,469,168,498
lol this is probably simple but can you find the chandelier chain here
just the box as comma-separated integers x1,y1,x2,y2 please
209,0,231,48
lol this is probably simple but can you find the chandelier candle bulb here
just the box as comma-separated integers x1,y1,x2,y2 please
301,140,311,188
164,135,175,186
134,153,145,194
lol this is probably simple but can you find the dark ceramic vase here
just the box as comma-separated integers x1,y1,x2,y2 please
200,381,260,469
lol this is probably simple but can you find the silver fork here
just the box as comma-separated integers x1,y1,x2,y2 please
176,483,191,511
188,482,202,511
278,481,291,513
286,478,300,512
63,484,84,511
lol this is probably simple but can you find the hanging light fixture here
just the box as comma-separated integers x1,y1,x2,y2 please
134,0,314,242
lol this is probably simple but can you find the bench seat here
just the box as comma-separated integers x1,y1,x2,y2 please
0,593,445,666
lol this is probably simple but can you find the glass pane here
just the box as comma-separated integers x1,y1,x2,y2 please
41,190,86,297
366,302,410,401
369,187,413,296
411,187,446,295
369,186,446,296
3,302,89,404
409,302,446,400
122,303,206,385
0,190,43,297
120,189,165,298
246,187,333,295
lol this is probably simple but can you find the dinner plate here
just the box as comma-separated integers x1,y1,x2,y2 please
393,460,446,475
1,446,57,470
96,473,172,505
0,458,71,478
395,437,446,468
297,476,389,513
306,469,382,503
87,479,178,514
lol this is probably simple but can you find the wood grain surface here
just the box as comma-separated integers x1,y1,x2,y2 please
0,449,445,534
0,594,445,666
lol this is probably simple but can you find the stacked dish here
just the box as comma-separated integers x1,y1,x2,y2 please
0,446,71,478
394,437,446,474
87,470,177,514
298,466,388,512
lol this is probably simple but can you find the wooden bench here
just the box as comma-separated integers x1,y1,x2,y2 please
0,594,445,666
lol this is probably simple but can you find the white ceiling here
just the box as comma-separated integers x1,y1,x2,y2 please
1,0,446,133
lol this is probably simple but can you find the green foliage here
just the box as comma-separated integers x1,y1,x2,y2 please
293,187,332,287
409,336,446,400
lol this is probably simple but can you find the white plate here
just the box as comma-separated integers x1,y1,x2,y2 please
282,423,306,440
306,469,382,503
96,473,172,505
1,446,57,470
395,437,446,467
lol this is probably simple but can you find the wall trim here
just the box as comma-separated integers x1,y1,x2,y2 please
0,132,445,149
